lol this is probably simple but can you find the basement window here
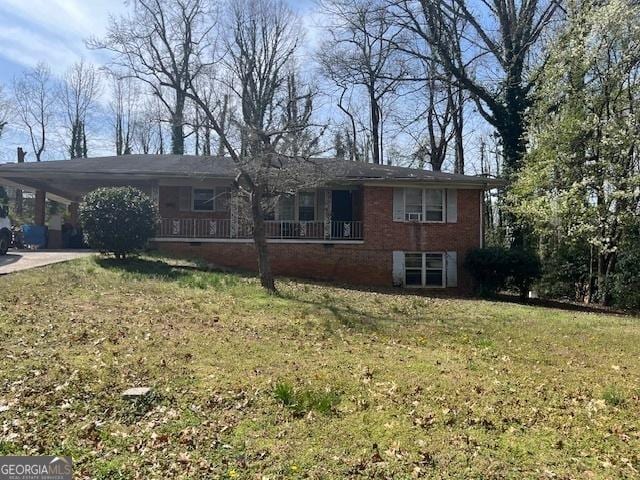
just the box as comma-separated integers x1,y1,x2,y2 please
404,252,444,287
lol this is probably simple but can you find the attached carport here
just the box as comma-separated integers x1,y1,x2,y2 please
0,156,160,248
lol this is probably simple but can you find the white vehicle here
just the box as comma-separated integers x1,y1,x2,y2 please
0,207,10,255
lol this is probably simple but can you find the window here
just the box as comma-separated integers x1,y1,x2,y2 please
214,187,231,212
298,192,316,221
402,188,445,222
404,253,423,286
425,190,444,222
193,188,214,211
404,188,423,221
404,252,444,287
278,195,295,221
192,187,231,212
424,253,444,286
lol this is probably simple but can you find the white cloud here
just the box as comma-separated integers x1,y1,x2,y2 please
0,0,127,73
0,25,83,73
0,0,120,38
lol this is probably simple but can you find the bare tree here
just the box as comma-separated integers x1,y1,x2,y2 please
110,75,140,155
185,0,327,292
188,74,234,156
12,63,55,162
134,94,168,154
390,0,560,178
89,0,215,155
59,60,101,158
319,0,407,165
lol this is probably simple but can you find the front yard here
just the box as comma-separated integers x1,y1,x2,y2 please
0,256,638,479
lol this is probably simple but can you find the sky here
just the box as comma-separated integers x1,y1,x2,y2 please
0,0,322,163
0,0,490,173
0,0,125,81
0,0,318,82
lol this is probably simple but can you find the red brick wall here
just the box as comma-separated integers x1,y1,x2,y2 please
153,185,482,292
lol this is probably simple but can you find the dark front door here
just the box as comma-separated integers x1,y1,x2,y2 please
331,190,355,239
331,190,353,221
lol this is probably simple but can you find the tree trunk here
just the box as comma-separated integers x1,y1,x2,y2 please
171,93,186,155
203,125,211,156
370,89,381,164
217,94,229,157
597,251,616,306
251,186,276,292
453,88,464,174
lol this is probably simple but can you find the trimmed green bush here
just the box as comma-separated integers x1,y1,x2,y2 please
80,187,157,259
464,247,541,298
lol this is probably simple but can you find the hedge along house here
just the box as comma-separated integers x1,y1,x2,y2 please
0,155,501,291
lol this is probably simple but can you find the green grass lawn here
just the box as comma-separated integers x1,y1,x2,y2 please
1,256,639,479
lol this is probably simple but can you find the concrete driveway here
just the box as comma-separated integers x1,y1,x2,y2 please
0,250,93,275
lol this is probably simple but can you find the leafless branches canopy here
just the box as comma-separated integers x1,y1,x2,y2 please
12,62,55,162
60,60,101,158
88,0,216,155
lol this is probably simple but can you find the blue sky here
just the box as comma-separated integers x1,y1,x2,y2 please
0,0,127,81
0,0,489,172
0,0,318,82
0,0,321,162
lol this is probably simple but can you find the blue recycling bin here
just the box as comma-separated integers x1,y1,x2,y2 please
22,224,48,248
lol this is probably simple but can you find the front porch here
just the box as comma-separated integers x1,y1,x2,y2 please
155,185,364,242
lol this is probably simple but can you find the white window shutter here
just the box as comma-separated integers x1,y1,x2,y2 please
446,189,458,223
178,187,191,211
446,251,458,287
392,251,405,286
393,188,404,221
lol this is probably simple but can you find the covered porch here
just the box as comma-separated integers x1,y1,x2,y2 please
155,185,364,241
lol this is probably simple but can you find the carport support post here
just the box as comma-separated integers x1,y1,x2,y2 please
34,190,46,226
68,202,79,227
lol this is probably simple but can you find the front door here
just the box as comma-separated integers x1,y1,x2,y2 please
331,190,353,221
331,190,354,239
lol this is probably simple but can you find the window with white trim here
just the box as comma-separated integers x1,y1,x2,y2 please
424,189,444,221
192,187,231,212
404,188,423,221
298,191,316,221
278,195,295,221
404,252,444,287
403,188,444,222
193,188,214,211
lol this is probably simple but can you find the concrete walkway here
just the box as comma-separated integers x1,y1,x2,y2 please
0,250,93,275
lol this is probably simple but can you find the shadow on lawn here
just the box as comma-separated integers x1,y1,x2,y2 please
96,257,195,280
96,256,247,289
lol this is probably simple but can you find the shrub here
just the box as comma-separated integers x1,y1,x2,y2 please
80,187,157,259
506,249,542,299
610,227,640,310
463,247,511,297
464,247,541,298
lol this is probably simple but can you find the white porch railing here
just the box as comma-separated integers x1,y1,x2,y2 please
156,218,363,240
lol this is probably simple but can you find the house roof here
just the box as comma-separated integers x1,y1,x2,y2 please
0,154,503,187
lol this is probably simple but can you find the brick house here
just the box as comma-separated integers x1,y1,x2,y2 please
0,155,501,291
